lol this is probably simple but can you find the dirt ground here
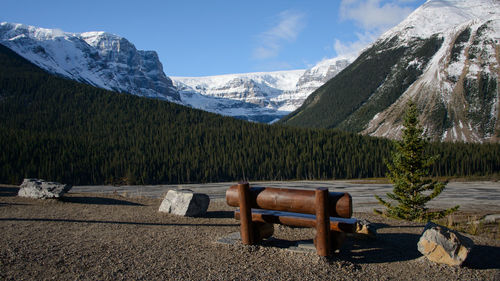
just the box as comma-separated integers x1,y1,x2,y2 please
1,185,499,280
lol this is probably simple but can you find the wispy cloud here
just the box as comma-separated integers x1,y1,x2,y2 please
333,0,417,57
340,0,414,31
253,10,306,60
334,31,377,58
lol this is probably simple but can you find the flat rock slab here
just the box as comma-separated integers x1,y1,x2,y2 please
159,189,209,217
18,178,71,199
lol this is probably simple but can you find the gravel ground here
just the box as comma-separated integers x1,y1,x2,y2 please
1,185,499,280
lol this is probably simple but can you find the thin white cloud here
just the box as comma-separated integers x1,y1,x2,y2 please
253,10,306,60
334,31,377,58
333,0,417,57
340,0,413,31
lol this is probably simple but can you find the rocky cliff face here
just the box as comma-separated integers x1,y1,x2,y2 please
0,22,179,101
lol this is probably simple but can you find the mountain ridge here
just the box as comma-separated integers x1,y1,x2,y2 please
281,0,499,143
0,21,352,123
0,22,180,101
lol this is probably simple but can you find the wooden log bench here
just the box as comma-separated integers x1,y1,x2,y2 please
226,182,357,256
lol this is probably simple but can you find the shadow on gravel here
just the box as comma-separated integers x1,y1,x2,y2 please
340,232,422,264
0,218,239,228
0,202,28,207
60,196,144,206
463,245,500,269
204,211,234,219
261,237,304,249
0,186,19,197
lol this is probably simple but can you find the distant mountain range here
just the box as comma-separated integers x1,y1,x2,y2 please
1,0,498,143
281,0,499,143
0,22,351,123
172,57,351,123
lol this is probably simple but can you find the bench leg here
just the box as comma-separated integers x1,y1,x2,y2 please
238,183,254,245
315,188,330,256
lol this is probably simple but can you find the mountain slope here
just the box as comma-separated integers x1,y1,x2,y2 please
0,22,180,101
281,0,499,143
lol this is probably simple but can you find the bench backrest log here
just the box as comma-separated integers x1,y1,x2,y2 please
226,184,352,218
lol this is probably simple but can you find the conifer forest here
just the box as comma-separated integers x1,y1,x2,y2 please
1,44,499,185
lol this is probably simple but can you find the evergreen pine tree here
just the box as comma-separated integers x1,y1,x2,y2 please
375,101,459,221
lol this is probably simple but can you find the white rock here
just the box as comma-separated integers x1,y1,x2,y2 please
417,222,473,266
18,178,71,199
481,214,500,224
159,189,209,217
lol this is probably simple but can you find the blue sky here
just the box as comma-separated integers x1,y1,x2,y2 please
2,0,426,76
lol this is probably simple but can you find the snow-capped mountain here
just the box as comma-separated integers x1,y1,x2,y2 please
173,70,305,123
0,21,351,123
282,0,499,143
363,0,499,142
0,22,179,101
173,56,351,123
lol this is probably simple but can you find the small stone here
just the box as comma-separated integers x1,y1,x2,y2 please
18,178,71,199
349,219,376,239
417,222,474,266
355,219,376,237
158,189,209,217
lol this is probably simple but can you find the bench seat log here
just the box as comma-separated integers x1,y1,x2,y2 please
234,209,357,233
226,185,352,218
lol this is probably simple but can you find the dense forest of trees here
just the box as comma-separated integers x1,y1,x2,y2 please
1,44,499,185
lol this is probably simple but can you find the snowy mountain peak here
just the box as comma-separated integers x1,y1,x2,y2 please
80,31,121,48
0,22,179,101
380,0,499,41
282,0,499,143
2,22,69,40
363,0,500,143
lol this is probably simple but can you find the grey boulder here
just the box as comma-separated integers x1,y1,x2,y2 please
417,222,473,266
18,178,72,199
159,189,209,217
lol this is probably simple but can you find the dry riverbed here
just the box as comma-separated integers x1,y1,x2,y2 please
1,184,499,280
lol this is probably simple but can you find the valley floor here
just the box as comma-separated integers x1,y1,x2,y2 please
1,184,499,280
72,180,500,213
